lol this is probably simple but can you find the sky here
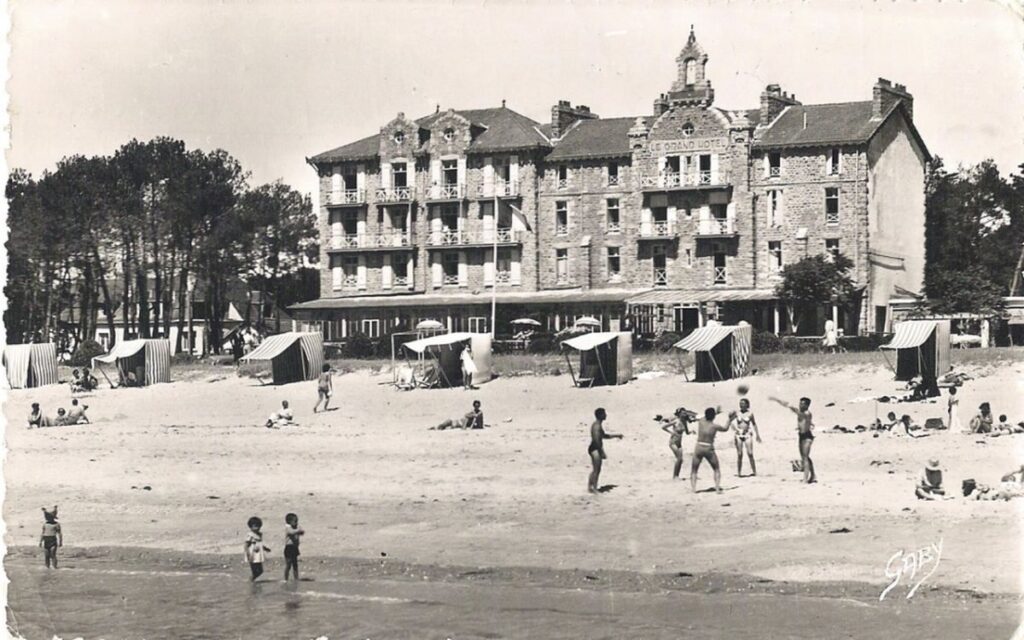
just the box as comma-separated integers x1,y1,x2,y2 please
7,0,1024,202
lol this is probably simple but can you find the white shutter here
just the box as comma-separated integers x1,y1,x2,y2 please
332,166,342,192
699,205,711,224
356,164,366,191
332,256,342,289
430,210,442,244
511,251,522,285
483,157,494,196
667,205,677,234
381,163,392,189
430,160,441,198
726,202,736,232
483,254,495,286
382,254,392,289
763,156,770,178
778,191,786,224
406,255,415,290
509,155,519,185
356,212,367,237
710,154,719,183
658,157,667,186
457,157,467,188
431,255,443,288
824,152,831,176
640,207,652,236
357,256,367,290
331,210,342,241
482,203,494,241
458,251,468,287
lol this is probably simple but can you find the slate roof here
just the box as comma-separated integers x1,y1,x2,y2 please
310,107,550,164
546,117,650,161
754,101,891,148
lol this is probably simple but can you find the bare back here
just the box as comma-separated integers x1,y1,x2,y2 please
696,418,727,446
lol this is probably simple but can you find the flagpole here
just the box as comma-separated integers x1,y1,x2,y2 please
491,193,498,339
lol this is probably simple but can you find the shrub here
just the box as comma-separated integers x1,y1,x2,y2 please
752,330,784,354
652,332,682,353
344,332,376,359
69,339,105,367
839,333,891,352
526,335,556,354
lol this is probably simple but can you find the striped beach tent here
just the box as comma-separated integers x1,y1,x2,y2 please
880,320,950,381
400,332,493,388
3,343,59,389
92,339,172,386
673,324,752,382
241,332,324,385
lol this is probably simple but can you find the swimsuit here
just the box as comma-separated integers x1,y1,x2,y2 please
799,430,815,441
734,412,754,442
588,441,606,459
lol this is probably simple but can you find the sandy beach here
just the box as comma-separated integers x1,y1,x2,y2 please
4,352,1024,637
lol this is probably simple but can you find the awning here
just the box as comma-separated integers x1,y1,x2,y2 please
561,332,620,351
241,333,301,361
628,289,777,305
673,326,735,352
402,332,474,354
290,289,632,312
881,321,937,350
93,339,147,363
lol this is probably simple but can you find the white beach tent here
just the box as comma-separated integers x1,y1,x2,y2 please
560,331,633,387
673,324,752,382
3,343,60,389
240,332,324,385
400,332,493,388
880,320,950,381
92,339,172,386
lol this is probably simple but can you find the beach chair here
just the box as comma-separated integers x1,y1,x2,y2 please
394,365,416,390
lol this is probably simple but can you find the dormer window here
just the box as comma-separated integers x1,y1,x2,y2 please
441,159,458,186
393,131,405,145
827,148,841,175
681,122,694,137
443,127,456,143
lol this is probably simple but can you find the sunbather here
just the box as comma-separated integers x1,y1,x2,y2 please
900,414,925,438
265,401,295,429
871,412,900,431
915,459,948,500
970,403,994,434
989,415,1024,436
430,400,486,430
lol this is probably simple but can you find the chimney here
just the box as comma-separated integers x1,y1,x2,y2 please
759,84,800,125
550,100,599,139
873,78,913,121
652,93,669,117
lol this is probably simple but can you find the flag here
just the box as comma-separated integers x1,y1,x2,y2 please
508,203,532,232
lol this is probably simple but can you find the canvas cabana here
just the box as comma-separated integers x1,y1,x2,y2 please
240,332,324,385
92,339,172,386
3,343,59,389
399,332,492,389
673,324,752,382
560,331,633,387
880,320,950,381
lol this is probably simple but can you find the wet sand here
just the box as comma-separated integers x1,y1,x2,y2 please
4,355,1023,637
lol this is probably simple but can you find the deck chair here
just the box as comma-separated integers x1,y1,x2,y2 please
417,363,440,388
394,365,416,390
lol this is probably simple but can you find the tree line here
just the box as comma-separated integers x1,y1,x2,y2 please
4,137,319,356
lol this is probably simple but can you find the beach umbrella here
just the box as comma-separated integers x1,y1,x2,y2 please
574,316,601,327
511,318,541,326
416,320,444,331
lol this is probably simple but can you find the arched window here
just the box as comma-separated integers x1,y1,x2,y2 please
685,59,697,86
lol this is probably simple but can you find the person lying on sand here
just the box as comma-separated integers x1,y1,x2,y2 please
691,407,731,493
265,401,295,429
915,459,949,500
1000,465,1024,484
588,408,623,494
430,400,487,430
989,415,1024,437
899,414,926,438
871,412,900,431
965,476,1024,501
657,407,695,480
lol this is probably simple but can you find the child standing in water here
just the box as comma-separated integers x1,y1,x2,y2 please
244,517,271,581
39,506,62,568
283,513,305,581
313,364,333,413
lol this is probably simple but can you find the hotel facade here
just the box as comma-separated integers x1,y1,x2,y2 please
292,31,929,341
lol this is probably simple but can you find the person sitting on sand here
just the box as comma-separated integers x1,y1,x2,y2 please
430,400,486,430
313,364,333,413
970,403,994,434
691,407,731,493
588,407,623,494
53,408,70,427
28,403,44,428
70,369,84,392
899,414,926,438
66,399,90,425
658,407,695,480
81,367,98,391
872,411,900,431
265,401,294,429
915,459,948,500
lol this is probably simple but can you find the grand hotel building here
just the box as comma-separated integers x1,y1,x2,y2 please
292,30,929,341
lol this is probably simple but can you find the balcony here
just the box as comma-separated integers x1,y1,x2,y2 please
426,228,522,248
375,186,414,203
442,274,460,286
640,170,730,191
427,183,466,201
768,166,781,178
556,178,568,190
638,220,677,240
475,179,520,199
653,268,668,287
607,174,620,187
325,189,365,207
495,270,512,284
393,275,411,288
713,266,727,285
328,231,415,252
696,217,738,238
341,274,360,290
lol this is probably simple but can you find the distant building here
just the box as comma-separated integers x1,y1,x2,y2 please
292,29,928,339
